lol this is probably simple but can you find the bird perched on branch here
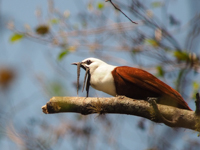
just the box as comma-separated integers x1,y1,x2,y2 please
72,58,192,110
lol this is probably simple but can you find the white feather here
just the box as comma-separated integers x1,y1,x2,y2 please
81,58,117,96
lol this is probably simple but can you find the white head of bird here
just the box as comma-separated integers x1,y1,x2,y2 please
78,58,117,96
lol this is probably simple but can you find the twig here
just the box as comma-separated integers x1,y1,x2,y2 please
105,0,138,24
195,93,200,114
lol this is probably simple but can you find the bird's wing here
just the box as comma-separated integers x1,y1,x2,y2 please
114,66,191,110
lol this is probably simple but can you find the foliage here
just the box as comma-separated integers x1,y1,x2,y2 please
4,0,200,149
10,33,24,43
35,25,49,35
97,2,104,10
156,66,165,77
57,49,69,61
173,51,189,61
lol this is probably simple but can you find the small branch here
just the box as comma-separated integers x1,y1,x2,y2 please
105,0,138,24
42,96,200,131
195,93,200,114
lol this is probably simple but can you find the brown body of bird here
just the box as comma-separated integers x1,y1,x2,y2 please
112,66,191,110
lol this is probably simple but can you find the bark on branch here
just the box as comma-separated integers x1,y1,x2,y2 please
41,96,200,132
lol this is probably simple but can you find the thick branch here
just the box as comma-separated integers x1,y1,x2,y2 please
42,96,200,131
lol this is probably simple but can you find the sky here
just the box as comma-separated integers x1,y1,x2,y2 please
0,0,200,150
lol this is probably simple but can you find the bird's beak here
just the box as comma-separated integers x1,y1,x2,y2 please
71,62,78,65
71,62,86,70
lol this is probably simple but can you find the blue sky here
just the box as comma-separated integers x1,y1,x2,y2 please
0,0,199,149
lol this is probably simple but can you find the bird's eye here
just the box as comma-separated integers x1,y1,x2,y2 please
86,60,92,65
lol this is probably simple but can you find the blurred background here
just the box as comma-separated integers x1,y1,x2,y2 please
0,0,200,149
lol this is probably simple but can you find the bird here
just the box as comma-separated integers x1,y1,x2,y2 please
72,57,192,110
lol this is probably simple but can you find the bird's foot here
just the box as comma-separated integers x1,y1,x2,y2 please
147,97,158,104
116,95,125,99
147,97,159,113
147,97,178,126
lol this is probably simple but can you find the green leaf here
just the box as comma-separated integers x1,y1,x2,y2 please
144,38,158,47
57,49,69,61
97,2,104,10
10,33,24,43
193,82,199,91
46,81,66,96
173,51,189,61
156,66,165,77
192,82,200,99
151,2,163,8
50,18,59,24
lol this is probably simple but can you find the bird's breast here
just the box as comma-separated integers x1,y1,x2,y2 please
90,65,116,96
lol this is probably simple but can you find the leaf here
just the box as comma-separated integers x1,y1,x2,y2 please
192,82,200,99
97,2,104,10
46,81,66,97
151,2,163,8
87,2,93,11
132,48,141,54
156,66,165,77
68,46,76,52
144,38,158,47
35,25,49,35
57,49,69,61
10,33,24,43
50,18,59,24
173,51,189,61
193,82,199,91
0,68,15,88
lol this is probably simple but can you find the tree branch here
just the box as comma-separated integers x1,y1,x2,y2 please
41,96,200,132
195,93,200,113
105,0,138,24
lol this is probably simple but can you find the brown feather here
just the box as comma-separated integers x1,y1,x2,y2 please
112,66,191,110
